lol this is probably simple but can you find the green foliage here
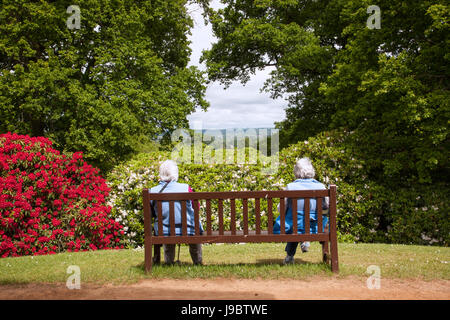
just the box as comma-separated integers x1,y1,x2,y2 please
0,0,208,172
107,130,449,248
200,0,449,184
0,133,124,258
320,1,450,184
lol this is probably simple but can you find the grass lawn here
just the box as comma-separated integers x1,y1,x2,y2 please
0,242,449,285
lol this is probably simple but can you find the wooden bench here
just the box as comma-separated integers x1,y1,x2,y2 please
142,185,339,273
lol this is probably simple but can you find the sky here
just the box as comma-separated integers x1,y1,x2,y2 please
186,1,287,130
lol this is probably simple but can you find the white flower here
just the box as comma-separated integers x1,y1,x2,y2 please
421,233,431,241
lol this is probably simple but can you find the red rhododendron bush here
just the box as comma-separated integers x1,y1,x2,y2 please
0,133,124,257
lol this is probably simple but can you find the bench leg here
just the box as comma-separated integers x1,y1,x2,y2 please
145,242,153,273
329,236,339,273
320,241,329,264
153,244,161,264
328,185,339,273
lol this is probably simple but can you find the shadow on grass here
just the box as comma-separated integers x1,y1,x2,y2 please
0,279,33,286
133,258,331,272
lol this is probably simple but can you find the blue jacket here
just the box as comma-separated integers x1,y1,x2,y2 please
273,179,329,234
150,181,204,236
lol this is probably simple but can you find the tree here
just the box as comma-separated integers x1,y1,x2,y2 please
199,0,341,144
319,1,449,184
0,0,209,172
200,0,448,184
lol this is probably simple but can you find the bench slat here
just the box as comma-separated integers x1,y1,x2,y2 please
181,200,187,236
150,232,330,244
317,197,323,234
147,189,330,201
169,201,175,236
194,200,200,235
292,197,298,235
231,199,236,235
267,198,273,234
255,198,261,235
280,198,285,234
218,199,224,235
157,201,163,237
304,198,310,234
243,198,248,235
206,199,212,235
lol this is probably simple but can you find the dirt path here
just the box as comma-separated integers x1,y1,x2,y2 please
1,276,449,300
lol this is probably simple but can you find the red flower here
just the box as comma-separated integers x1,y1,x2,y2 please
52,218,61,227
0,133,124,258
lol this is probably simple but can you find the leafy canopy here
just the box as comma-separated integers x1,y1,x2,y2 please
0,0,209,172
200,0,449,184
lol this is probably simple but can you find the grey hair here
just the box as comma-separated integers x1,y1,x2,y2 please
294,157,315,179
159,160,179,182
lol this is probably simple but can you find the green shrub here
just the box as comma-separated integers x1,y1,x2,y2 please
0,133,125,258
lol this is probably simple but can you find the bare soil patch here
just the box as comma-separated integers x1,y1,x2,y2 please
1,276,449,300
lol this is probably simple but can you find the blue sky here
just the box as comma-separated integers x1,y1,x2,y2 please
186,1,287,130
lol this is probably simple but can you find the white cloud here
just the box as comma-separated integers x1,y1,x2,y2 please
186,1,286,129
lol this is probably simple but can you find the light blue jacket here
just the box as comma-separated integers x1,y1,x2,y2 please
273,179,329,234
150,181,204,236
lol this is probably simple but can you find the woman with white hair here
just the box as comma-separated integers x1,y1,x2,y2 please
149,160,203,265
273,157,329,265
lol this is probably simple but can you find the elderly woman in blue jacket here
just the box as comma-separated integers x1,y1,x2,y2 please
150,160,203,265
273,157,329,265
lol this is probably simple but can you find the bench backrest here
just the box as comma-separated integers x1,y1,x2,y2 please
143,185,337,242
